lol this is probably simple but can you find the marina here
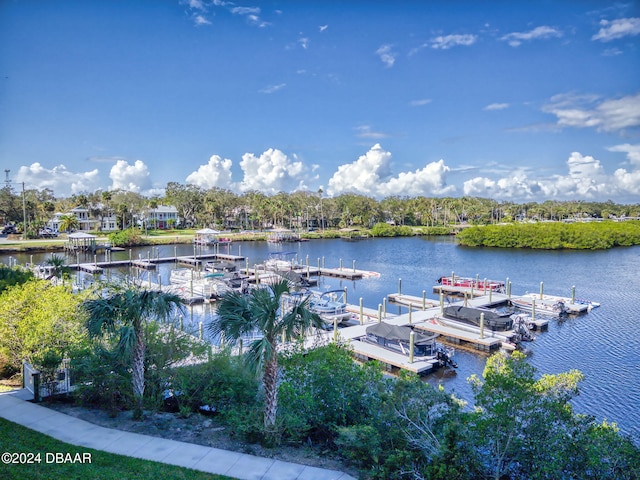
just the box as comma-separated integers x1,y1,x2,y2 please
4,237,638,442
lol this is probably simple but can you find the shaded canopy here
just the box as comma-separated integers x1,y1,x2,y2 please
366,322,437,345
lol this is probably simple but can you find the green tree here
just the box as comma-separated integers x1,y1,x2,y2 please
208,279,324,443
468,351,585,479
0,265,34,295
83,285,185,419
0,280,86,376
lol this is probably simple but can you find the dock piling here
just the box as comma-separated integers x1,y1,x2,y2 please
378,304,382,323
540,281,544,299
359,297,364,325
422,290,426,310
480,312,485,339
409,331,415,363
398,278,402,295
571,285,576,304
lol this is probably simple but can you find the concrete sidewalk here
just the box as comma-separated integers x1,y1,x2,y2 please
0,390,356,480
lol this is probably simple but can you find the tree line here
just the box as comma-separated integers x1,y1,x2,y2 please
1,182,639,234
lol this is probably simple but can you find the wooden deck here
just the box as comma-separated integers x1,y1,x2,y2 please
387,293,440,310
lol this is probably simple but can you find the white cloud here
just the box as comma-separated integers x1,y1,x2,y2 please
543,92,640,133
238,148,313,194
608,143,640,166
109,159,151,193
259,83,286,94
463,150,640,200
484,103,509,111
500,26,562,47
355,125,388,139
298,37,309,49
17,163,100,197
410,99,432,107
185,155,234,189
592,17,640,42
319,25,328,32
327,144,454,198
431,34,477,50
230,6,260,15
193,15,211,26
375,44,396,68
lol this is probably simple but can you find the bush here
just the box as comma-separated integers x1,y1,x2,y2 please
335,424,382,467
171,351,261,420
108,227,143,247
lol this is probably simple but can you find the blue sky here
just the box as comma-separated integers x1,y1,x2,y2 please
1,1,639,202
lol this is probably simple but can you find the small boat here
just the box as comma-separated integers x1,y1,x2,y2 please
365,322,457,367
511,296,568,317
443,305,514,331
308,289,352,326
265,251,301,271
437,275,505,292
194,229,232,246
204,260,236,273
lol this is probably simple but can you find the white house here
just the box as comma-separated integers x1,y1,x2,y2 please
146,205,179,230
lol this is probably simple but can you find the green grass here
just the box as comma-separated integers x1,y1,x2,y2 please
0,417,231,480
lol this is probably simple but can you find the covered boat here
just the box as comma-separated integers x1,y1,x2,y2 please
443,305,513,331
365,322,457,367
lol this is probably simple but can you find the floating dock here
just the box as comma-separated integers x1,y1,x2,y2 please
387,293,439,310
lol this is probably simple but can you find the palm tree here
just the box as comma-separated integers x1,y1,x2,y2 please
45,254,70,280
208,280,323,442
58,214,79,233
84,285,185,419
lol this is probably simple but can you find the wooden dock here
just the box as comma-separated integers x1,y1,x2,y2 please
387,293,440,310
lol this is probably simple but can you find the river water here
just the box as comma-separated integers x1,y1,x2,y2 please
4,236,640,442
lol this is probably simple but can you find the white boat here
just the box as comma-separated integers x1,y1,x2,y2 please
511,296,568,317
308,289,353,326
264,251,301,271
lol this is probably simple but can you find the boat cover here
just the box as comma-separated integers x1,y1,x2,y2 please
366,322,437,345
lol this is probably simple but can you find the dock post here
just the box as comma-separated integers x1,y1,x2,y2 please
245,258,249,274
408,304,412,324
317,258,321,270
333,319,338,342
339,258,343,270
506,277,509,294
532,298,536,322
238,245,242,256
306,254,309,267
508,281,512,298
383,298,387,318
480,312,485,339
464,292,468,307
94,254,97,268
540,281,544,299
158,275,162,291
409,332,415,363
422,290,426,310
378,304,382,323
353,260,356,272
489,288,492,302
483,278,487,293
344,287,348,305
398,278,402,295
359,297,364,325
199,321,203,340
254,266,259,284
440,292,444,315
129,249,132,262
571,286,576,304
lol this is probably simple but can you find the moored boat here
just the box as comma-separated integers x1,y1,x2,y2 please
437,274,505,292
443,305,514,331
510,296,568,317
364,322,457,367
308,289,352,326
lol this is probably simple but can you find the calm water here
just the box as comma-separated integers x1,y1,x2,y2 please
5,237,640,442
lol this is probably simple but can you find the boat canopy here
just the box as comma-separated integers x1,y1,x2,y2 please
366,322,437,345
